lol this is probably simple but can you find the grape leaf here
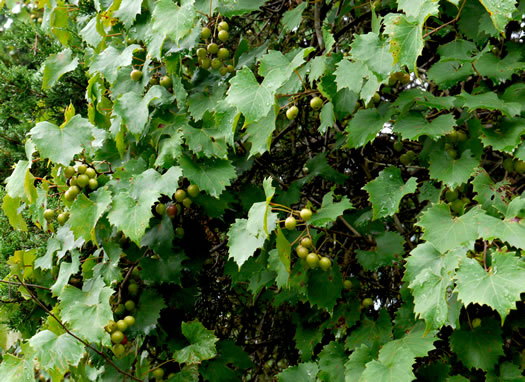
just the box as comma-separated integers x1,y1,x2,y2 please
427,61,474,90
478,0,517,33
131,289,166,335
225,67,274,124
182,124,228,159
174,320,219,364
477,117,525,153
28,330,84,373
428,149,479,189
113,0,143,27
5,160,30,199
58,277,114,344
187,84,227,121
363,166,417,220
227,218,266,268
50,250,80,296
471,170,508,217
449,317,504,371
318,341,345,382
30,116,96,166
245,104,277,157
319,102,335,134
259,49,307,93
69,187,112,242
361,323,437,382
345,309,393,351
2,194,28,231
155,130,184,169
307,266,343,312
0,344,35,382
454,252,525,322
350,32,394,79
277,362,318,382
281,2,308,33
140,214,175,255
344,344,378,382
476,52,525,85
139,252,187,285
88,44,139,83
397,0,440,20
416,204,480,253
309,191,353,228
42,48,79,89
458,91,521,117
334,59,368,93
93,242,123,286
178,154,236,198
152,0,196,44
346,108,392,149
356,231,405,271
384,14,424,72
394,113,456,141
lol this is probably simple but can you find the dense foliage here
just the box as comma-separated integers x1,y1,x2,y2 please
1,0,525,381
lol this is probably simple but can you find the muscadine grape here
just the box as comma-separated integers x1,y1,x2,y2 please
160,76,172,88
207,43,219,54
393,141,403,152
306,253,319,268
503,158,514,172
514,160,525,174
57,212,69,225
219,66,228,76
211,58,222,70
446,148,458,159
77,174,89,188
44,209,55,220
182,197,192,208
343,280,352,290
70,176,77,186
150,77,159,85
372,92,380,103
218,30,229,42
131,267,140,279
64,166,75,178
445,189,458,202
175,227,184,237
112,344,125,357
128,283,139,296
300,208,313,221
152,368,165,379
200,58,211,69
296,245,308,258
217,47,230,60
310,96,323,110
450,199,463,213
174,189,186,202
85,167,96,178
167,204,178,218
472,318,481,328
77,164,87,174
284,216,296,230
124,300,135,311
227,64,235,73
456,131,467,142
155,203,166,215
111,330,124,344
300,237,312,248
114,304,125,315
88,178,98,190
116,319,128,332
106,320,117,333
124,315,135,327
399,153,412,165
218,21,229,31
201,27,211,39
197,48,207,59
187,184,200,198
64,190,75,201
130,69,142,81
362,297,373,308
286,106,299,120
319,256,332,271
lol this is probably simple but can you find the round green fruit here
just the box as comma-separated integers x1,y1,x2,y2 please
70,176,77,186
111,330,124,344
200,58,211,69
174,189,187,202
218,21,229,31
372,92,380,103
88,178,98,190
128,283,139,296
393,141,403,152
57,212,69,225
152,368,165,379
211,58,222,70
450,199,463,213
197,47,207,59
159,75,172,88
201,27,211,40
284,216,296,230
217,47,230,60
167,204,178,218
182,197,192,208
219,66,228,77
446,148,458,159
319,256,332,271
175,227,184,237
362,297,374,308
227,64,234,73
77,174,90,188
514,160,525,174
399,153,412,165
123,315,135,327
64,190,75,201
310,96,323,110
300,237,312,248
43,209,55,220
207,43,219,54
218,30,229,42
114,304,125,315
445,189,458,202
503,158,515,172
286,105,299,120
85,167,96,178
124,300,135,311
155,203,166,215
112,344,125,357
130,69,142,81
296,245,308,259
64,166,75,178
456,131,467,142
116,319,128,332
150,77,159,85
187,184,200,198
472,318,481,328
306,253,319,269
106,320,117,333
131,267,140,279
343,279,352,290
300,208,313,221
77,164,87,174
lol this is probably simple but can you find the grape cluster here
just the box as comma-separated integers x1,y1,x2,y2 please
444,128,468,159
154,182,200,237
63,163,99,202
197,21,235,76
443,184,470,214
503,157,525,174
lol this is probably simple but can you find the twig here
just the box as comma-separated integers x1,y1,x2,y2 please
0,279,51,290
15,276,142,382
422,0,466,39
313,1,325,51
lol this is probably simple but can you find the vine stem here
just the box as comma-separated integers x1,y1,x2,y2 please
422,0,466,39
14,276,143,382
